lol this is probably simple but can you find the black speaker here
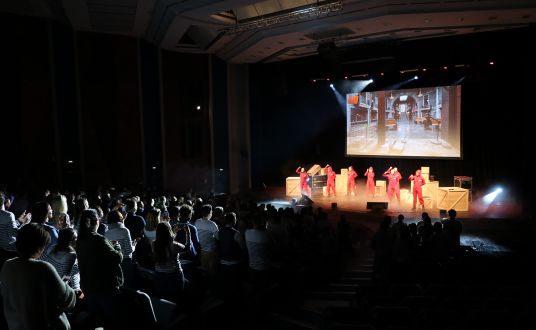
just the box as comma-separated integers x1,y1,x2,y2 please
366,202,388,210
299,194,314,206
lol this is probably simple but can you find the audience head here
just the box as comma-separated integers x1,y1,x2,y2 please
252,216,266,230
155,222,173,241
125,198,137,212
51,193,68,215
146,208,161,230
213,206,224,218
168,205,180,220
448,209,457,219
201,204,212,219
0,193,5,210
31,201,52,224
78,209,100,237
75,196,89,214
16,223,50,259
178,204,193,222
54,227,77,253
224,212,237,227
381,215,392,230
107,210,124,224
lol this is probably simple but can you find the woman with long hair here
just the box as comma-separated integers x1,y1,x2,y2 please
152,222,190,301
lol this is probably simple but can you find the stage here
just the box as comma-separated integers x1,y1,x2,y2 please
256,185,526,254
260,184,522,220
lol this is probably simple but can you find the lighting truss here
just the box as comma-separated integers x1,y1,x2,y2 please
222,1,343,35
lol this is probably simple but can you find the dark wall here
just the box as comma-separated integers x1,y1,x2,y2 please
161,51,211,193
0,13,212,195
0,15,56,193
77,31,143,188
250,27,534,213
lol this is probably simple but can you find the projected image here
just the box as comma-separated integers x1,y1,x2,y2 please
346,85,461,158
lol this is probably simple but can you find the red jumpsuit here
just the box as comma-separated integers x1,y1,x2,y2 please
383,170,402,202
364,170,375,196
347,169,358,195
296,168,310,195
410,174,426,208
326,167,336,196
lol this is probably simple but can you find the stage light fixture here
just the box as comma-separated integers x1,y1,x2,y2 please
329,83,334,88
483,187,503,204
196,105,201,110
222,0,344,35
414,75,419,80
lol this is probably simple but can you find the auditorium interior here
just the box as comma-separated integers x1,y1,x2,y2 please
1,1,536,329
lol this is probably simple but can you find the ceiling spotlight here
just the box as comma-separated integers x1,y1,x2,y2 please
414,75,419,80
196,105,201,110
329,83,334,88
489,61,495,65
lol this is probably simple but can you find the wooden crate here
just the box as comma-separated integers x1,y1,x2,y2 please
335,174,346,195
400,189,410,204
411,180,439,206
375,180,386,196
307,164,322,176
437,187,469,211
286,177,301,196
424,197,433,209
421,166,430,174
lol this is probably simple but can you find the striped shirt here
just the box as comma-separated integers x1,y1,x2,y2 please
154,242,183,274
0,210,19,252
105,222,134,259
41,248,81,290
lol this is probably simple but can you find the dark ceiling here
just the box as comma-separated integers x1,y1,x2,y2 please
2,0,535,63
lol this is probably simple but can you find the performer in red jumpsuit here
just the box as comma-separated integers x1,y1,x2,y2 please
325,165,336,196
383,166,402,202
409,169,426,210
296,167,310,196
347,166,358,196
364,166,375,197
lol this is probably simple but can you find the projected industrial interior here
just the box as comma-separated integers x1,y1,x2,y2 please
346,85,461,158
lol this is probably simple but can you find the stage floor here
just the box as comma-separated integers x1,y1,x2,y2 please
256,186,527,254
258,186,522,220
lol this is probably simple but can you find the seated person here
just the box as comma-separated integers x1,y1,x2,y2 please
423,113,433,130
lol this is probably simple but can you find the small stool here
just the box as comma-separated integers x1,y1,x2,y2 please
375,186,382,196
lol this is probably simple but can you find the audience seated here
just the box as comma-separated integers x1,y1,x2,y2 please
0,223,76,329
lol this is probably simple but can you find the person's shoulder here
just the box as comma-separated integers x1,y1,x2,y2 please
31,258,59,273
0,209,15,218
